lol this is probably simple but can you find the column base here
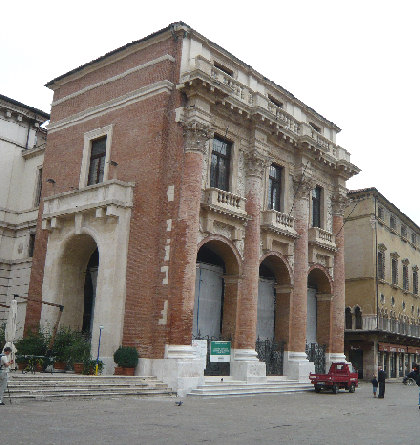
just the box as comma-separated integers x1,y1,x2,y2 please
137,345,205,397
325,352,348,373
283,351,315,382
230,349,267,383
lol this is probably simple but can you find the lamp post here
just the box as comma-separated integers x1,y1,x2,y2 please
95,325,104,376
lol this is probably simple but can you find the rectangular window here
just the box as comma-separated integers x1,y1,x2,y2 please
378,206,384,220
34,167,43,206
213,62,233,77
87,137,107,186
412,233,417,245
268,95,283,108
390,215,396,230
401,225,407,238
210,137,231,192
312,186,322,228
268,164,282,211
378,252,385,280
392,258,398,285
413,271,418,295
403,265,409,291
28,233,36,257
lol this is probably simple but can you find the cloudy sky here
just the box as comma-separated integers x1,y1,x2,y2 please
2,1,419,222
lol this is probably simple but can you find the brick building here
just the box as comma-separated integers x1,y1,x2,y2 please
345,188,420,380
25,23,359,394
0,94,49,335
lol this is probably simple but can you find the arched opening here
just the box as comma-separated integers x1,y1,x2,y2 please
193,244,225,338
345,307,353,330
307,266,333,346
257,262,276,340
58,234,99,333
193,238,240,340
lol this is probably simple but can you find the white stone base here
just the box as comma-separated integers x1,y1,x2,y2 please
283,351,315,382
325,352,348,372
230,349,267,383
138,345,205,397
100,356,116,375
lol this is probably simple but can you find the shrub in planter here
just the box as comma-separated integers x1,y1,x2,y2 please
51,327,75,367
15,329,48,356
82,359,104,375
65,332,91,373
113,346,139,375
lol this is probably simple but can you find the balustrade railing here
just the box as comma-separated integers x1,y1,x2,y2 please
377,316,420,338
210,66,254,105
267,102,300,135
204,188,246,215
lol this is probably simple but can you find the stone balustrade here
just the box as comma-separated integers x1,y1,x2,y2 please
203,188,247,219
42,180,135,229
308,227,336,250
266,102,300,135
260,209,297,240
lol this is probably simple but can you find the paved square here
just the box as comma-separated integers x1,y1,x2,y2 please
0,382,418,444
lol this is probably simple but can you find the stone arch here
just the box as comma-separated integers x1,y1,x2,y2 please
259,251,293,286
194,235,242,341
306,265,334,349
197,234,242,276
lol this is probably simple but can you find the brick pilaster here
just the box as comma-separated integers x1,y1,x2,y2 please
331,193,348,353
167,121,212,346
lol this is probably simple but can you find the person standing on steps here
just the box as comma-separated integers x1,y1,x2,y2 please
378,366,386,399
0,347,13,406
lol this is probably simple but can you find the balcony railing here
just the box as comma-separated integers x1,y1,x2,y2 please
377,316,420,338
308,227,336,249
260,210,297,238
203,188,247,219
266,102,300,135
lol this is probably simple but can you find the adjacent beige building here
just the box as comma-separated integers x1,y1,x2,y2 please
0,94,49,336
345,188,420,379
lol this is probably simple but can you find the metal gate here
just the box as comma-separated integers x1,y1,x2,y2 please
256,338,284,376
306,343,326,374
193,334,230,376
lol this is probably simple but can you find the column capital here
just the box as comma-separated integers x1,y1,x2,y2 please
293,174,316,200
244,149,271,179
223,274,243,284
331,193,349,216
181,120,213,155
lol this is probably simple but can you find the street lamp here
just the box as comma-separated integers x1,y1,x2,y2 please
95,325,104,376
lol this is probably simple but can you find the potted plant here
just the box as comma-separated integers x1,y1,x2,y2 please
65,332,91,374
51,327,74,370
82,358,104,375
113,346,139,376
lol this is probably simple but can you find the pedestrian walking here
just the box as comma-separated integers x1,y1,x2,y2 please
405,364,420,410
378,366,386,399
0,346,13,405
371,374,378,397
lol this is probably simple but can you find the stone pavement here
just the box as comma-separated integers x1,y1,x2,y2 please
0,382,419,444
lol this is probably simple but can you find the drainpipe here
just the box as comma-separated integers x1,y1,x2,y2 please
374,195,379,329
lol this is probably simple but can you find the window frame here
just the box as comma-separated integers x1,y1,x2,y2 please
80,125,113,188
87,136,107,186
210,136,232,192
267,164,283,212
391,257,398,285
311,186,322,228
33,166,43,207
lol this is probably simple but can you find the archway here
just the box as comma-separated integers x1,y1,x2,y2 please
307,265,333,347
58,234,99,333
193,237,240,340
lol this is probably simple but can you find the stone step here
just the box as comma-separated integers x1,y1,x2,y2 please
9,374,157,380
8,387,172,395
8,382,169,389
188,381,313,397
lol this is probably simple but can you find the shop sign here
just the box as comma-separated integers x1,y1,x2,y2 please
210,341,231,362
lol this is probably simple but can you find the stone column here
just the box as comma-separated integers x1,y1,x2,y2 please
221,275,242,340
328,193,349,364
231,149,269,382
283,174,315,381
160,120,212,396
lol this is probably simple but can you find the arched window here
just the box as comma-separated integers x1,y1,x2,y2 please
355,306,362,329
345,307,353,330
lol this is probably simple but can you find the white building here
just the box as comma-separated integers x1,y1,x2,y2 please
0,94,49,336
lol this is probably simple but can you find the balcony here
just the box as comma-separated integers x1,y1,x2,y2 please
42,180,135,230
201,188,247,221
260,210,297,239
308,227,336,251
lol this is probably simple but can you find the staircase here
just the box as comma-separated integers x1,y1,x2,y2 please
6,373,175,402
188,376,313,397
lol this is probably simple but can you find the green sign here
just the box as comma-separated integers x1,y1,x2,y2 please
210,341,231,362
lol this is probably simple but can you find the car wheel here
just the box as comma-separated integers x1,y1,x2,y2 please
315,385,321,393
349,383,355,393
332,384,338,394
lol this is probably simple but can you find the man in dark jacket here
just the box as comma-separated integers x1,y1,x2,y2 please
378,366,386,398
406,364,420,409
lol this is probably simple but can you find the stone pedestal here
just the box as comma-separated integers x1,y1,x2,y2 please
230,349,267,383
138,345,205,397
283,351,315,382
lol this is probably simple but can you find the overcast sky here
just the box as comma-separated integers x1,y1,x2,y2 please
2,1,419,223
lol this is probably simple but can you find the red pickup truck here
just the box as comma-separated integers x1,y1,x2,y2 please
309,362,358,394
